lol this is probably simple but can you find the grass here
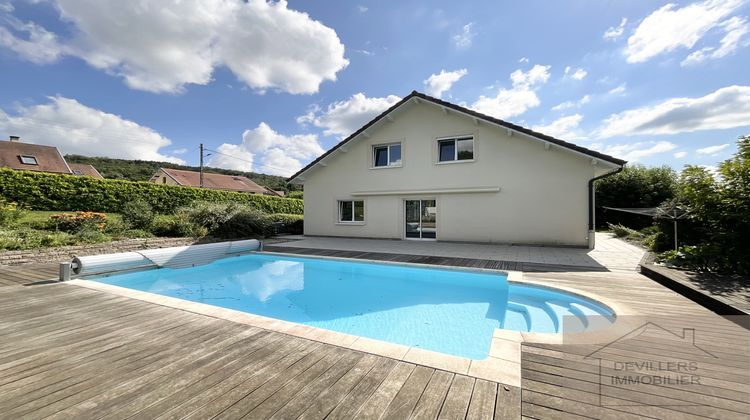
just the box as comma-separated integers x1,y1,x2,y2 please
18,211,121,225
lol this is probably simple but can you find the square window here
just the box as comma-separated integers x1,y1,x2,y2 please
438,137,473,162
19,155,38,165
338,200,365,222
72,170,83,175
373,143,402,167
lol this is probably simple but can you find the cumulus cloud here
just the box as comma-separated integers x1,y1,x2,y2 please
564,66,587,80
591,141,677,161
681,16,750,66
471,64,551,119
696,143,730,155
596,85,750,138
552,95,591,111
674,151,688,159
532,114,584,140
208,123,324,177
0,96,184,163
424,69,468,98
603,18,628,41
453,23,475,48
297,93,401,138
0,0,348,94
625,0,744,63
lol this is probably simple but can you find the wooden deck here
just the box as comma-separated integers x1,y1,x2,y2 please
0,283,518,419
2,248,749,419
641,263,750,318
0,262,58,287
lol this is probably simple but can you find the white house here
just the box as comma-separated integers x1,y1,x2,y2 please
288,91,626,248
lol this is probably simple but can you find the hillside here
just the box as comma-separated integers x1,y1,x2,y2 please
64,155,296,192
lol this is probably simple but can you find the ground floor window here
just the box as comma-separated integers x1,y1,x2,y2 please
338,200,365,222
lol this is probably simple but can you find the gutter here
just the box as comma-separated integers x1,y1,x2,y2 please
588,166,624,231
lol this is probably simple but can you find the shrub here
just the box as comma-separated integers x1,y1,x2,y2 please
178,202,274,239
269,213,304,234
74,229,111,244
0,199,24,227
0,228,75,250
287,190,303,199
151,214,206,238
120,200,155,229
0,168,303,214
607,223,641,239
49,212,108,233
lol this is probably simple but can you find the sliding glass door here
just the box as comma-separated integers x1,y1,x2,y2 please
405,200,437,240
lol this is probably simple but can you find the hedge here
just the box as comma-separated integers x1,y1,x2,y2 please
0,168,303,215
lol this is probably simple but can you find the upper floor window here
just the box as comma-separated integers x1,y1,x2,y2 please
438,137,474,162
338,200,365,223
72,170,83,175
19,155,38,165
373,143,401,167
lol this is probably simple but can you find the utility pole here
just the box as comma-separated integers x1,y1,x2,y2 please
199,143,204,188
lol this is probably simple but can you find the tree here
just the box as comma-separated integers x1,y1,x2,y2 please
595,165,678,229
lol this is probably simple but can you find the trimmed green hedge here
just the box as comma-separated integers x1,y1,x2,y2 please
0,168,303,215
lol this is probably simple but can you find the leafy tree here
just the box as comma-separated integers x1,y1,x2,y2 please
595,165,678,229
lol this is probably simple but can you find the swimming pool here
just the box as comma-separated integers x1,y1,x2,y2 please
90,253,614,359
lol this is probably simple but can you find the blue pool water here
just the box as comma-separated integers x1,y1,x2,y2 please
91,253,614,359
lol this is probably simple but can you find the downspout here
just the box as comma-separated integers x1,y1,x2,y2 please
588,166,624,249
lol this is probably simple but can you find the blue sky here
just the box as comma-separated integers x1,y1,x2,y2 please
0,0,748,176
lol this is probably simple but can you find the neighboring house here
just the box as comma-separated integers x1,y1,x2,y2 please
0,136,103,178
288,91,626,248
150,167,280,196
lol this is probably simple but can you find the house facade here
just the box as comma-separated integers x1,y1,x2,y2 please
150,167,280,195
288,91,626,248
0,136,103,178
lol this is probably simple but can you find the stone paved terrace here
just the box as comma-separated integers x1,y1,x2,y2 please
271,232,646,272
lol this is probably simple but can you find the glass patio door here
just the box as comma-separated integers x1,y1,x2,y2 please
405,200,437,240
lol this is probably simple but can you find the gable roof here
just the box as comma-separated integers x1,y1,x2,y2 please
69,163,104,178
0,140,71,174
288,90,626,183
159,168,269,194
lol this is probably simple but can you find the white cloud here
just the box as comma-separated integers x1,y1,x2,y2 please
596,85,750,138
0,0,348,94
681,16,750,66
591,141,677,161
172,148,188,155
0,96,184,163
208,123,324,177
696,143,730,155
532,114,584,139
453,23,475,48
608,83,627,95
564,66,587,80
625,0,744,63
358,5,368,13
519,57,529,63
674,151,688,159
297,93,401,138
552,95,590,111
0,16,64,64
424,68,468,98
471,64,551,119
603,17,628,40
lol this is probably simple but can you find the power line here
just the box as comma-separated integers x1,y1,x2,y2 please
204,147,293,174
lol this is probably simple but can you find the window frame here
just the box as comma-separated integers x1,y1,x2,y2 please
19,155,38,165
371,142,402,169
436,136,474,164
337,200,365,224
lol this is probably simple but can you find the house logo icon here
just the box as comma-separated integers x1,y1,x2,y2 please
582,322,718,408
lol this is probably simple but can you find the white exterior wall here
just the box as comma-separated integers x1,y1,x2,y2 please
301,101,616,247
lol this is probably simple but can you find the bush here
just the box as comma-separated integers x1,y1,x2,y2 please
656,244,723,272
607,223,641,239
287,190,303,199
151,214,206,238
49,212,108,233
0,228,76,250
120,200,155,229
269,213,304,234
0,168,303,215
178,202,274,239
0,199,24,227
